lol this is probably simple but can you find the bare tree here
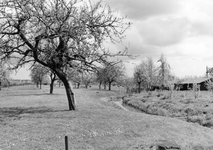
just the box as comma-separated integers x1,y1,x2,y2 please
205,67,213,94
0,0,130,110
31,64,57,93
0,61,10,90
142,57,158,90
104,63,125,91
49,71,57,94
0,62,4,90
95,63,125,90
82,72,95,89
208,67,213,77
157,54,171,89
122,77,135,94
67,68,82,89
30,64,48,89
133,58,158,92
133,63,146,93
96,67,106,89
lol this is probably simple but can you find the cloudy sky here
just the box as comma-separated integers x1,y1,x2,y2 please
102,0,213,78
12,0,213,79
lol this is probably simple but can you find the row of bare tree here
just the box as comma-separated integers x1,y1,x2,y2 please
30,64,56,93
0,0,130,110
133,54,174,93
96,63,125,91
30,63,96,92
30,61,125,93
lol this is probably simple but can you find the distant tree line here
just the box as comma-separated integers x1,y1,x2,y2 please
96,63,125,91
29,61,125,93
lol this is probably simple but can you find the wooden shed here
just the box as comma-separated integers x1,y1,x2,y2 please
156,140,181,150
176,77,213,91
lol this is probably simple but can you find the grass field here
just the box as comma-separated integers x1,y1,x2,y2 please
123,90,213,128
1,85,213,150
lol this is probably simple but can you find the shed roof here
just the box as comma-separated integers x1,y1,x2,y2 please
181,77,212,84
156,140,180,149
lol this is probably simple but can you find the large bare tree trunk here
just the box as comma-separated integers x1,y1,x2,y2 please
0,80,1,91
56,71,75,110
108,82,112,91
99,82,101,89
104,81,107,90
50,80,54,94
50,73,56,94
39,81,42,89
62,78,75,110
138,82,141,93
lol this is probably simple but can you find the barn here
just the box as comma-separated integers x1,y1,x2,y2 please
176,77,213,91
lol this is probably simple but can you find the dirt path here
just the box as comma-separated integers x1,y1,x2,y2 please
1,86,213,150
100,97,129,111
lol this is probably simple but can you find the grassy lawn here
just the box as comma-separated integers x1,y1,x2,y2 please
123,91,213,127
1,85,213,150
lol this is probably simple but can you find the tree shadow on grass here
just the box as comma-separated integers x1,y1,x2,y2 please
0,106,65,122
2,93,62,97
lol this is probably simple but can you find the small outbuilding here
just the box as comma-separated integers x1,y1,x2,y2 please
156,140,181,150
176,77,213,91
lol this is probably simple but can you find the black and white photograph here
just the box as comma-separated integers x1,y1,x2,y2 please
1,0,213,149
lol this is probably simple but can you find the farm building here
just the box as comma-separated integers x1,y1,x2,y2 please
176,77,213,91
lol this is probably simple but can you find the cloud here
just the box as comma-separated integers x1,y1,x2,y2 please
11,67,31,80
103,0,181,20
190,21,213,37
93,0,213,78
138,17,190,46
107,22,179,59
175,0,213,37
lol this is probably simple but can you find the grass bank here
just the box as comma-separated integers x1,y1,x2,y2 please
1,86,213,149
123,91,213,128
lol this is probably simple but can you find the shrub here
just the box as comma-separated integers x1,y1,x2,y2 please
187,115,205,125
155,108,168,116
145,105,167,116
122,97,131,104
203,119,213,127
180,94,185,98
140,98,147,103
192,145,205,150
180,98,194,104
124,91,213,128
205,113,213,120
160,95,170,100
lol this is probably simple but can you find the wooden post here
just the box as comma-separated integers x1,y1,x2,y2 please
65,136,68,150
